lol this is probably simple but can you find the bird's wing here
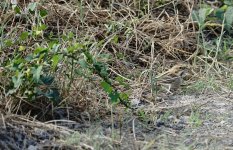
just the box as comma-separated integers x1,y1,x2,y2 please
159,77,180,84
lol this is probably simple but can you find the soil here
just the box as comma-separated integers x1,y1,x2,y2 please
1,91,233,149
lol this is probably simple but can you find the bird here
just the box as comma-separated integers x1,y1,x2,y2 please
156,69,188,94
155,63,187,79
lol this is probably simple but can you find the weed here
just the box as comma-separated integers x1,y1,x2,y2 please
189,109,202,127
228,75,233,90
160,110,172,123
191,0,233,68
137,109,147,120
186,76,220,94
0,1,132,110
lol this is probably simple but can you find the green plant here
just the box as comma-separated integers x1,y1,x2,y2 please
5,38,132,107
0,2,132,110
80,48,131,108
185,76,220,94
189,109,202,127
192,1,233,32
137,109,147,120
1,2,62,103
191,6,212,64
191,1,233,66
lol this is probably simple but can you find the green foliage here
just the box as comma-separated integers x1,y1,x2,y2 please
1,3,60,103
80,50,130,106
185,77,220,94
1,0,133,110
191,1,233,63
192,1,233,32
192,7,213,28
189,109,202,127
5,44,61,102
101,81,113,93
137,109,147,120
225,6,233,31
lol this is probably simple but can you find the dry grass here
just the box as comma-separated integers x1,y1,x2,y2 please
1,0,198,114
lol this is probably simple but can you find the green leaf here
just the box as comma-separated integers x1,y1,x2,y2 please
39,9,48,17
32,65,42,83
48,41,58,49
78,59,88,68
67,43,84,53
34,47,47,54
83,51,93,64
20,32,29,41
4,39,13,47
109,91,119,103
35,30,42,35
74,43,84,50
67,45,76,53
68,32,74,39
12,71,23,89
38,24,47,31
19,45,26,51
112,35,119,44
224,0,233,6
45,88,60,103
115,76,123,82
13,5,21,14
52,54,61,70
40,75,54,85
51,44,60,52
215,8,225,20
25,54,34,61
97,40,104,47
12,57,25,70
192,8,213,27
220,5,228,11
225,6,233,31
94,62,108,78
62,35,68,41
199,8,212,26
119,92,129,101
101,81,112,93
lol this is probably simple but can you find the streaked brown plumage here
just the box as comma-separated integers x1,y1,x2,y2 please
157,69,188,93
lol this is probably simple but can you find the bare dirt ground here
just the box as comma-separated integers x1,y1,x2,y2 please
81,92,233,149
1,91,233,149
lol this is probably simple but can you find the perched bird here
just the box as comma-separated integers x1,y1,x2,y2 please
157,69,188,94
156,63,187,79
